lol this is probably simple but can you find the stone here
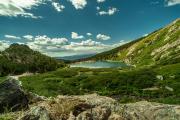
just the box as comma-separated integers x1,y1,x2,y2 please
27,92,46,104
76,106,111,120
19,106,50,120
117,101,180,120
73,103,94,116
2,93,179,120
108,114,124,120
0,78,28,113
156,75,164,80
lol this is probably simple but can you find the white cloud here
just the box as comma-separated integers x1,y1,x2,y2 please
143,34,149,37
25,34,112,57
96,34,111,40
59,39,111,56
0,40,10,51
26,35,69,55
0,0,43,18
33,35,68,45
87,33,92,36
0,0,66,18
1,34,128,57
97,0,106,3
70,39,103,47
96,6,100,10
52,2,65,12
69,0,87,9
23,35,34,41
5,35,21,39
71,32,84,39
165,0,180,6
98,7,118,16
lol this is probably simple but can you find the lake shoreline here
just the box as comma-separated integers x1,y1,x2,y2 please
70,60,129,69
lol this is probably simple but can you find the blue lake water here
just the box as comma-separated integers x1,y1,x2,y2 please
70,61,129,68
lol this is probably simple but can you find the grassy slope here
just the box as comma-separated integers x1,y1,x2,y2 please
20,63,180,104
86,19,180,67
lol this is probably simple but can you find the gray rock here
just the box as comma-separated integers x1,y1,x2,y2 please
108,114,124,120
27,92,46,104
3,93,179,120
117,101,180,120
47,94,180,120
19,106,50,120
76,106,111,120
156,75,164,80
0,78,28,113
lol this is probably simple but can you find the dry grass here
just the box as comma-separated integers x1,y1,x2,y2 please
38,97,85,120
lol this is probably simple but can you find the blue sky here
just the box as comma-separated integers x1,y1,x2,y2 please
0,0,179,57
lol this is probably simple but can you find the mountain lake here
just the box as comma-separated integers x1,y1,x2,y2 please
70,61,129,68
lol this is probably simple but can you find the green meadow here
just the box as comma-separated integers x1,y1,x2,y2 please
19,63,180,104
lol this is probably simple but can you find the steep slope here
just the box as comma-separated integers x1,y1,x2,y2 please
87,19,180,67
0,44,65,76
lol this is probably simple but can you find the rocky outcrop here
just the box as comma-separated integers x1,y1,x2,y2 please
75,106,111,120
19,106,50,120
16,94,180,120
151,39,180,57
0,79,179,120
117,101,180,120
0,78,28,113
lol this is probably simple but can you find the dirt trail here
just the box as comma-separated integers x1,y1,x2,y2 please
9,72,34,80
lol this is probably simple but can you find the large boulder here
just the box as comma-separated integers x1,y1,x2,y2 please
2,93,179,120
116,101,180,120
0,78,28,113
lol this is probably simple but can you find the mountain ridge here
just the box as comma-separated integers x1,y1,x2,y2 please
83,18,180,67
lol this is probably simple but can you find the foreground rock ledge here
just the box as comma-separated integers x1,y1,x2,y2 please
18,94,180,120
0,79,180,120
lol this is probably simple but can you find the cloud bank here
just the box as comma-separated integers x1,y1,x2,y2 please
0,0,65,18
0,34,120,57
0,0,43,18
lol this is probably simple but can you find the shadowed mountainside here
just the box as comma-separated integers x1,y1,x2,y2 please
0,44,65,76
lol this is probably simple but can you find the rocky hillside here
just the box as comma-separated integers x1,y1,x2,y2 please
87,18,180,67
0,44,65,76
0,78,180,120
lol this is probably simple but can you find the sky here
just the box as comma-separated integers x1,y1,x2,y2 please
0,0,180,57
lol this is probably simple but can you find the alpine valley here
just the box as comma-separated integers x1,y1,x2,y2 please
0,19,180,120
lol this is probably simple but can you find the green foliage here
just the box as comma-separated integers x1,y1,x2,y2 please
0,77,6,84
20,63,180,104
82,19,180,67
0,44,66,76
0,116,13,120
